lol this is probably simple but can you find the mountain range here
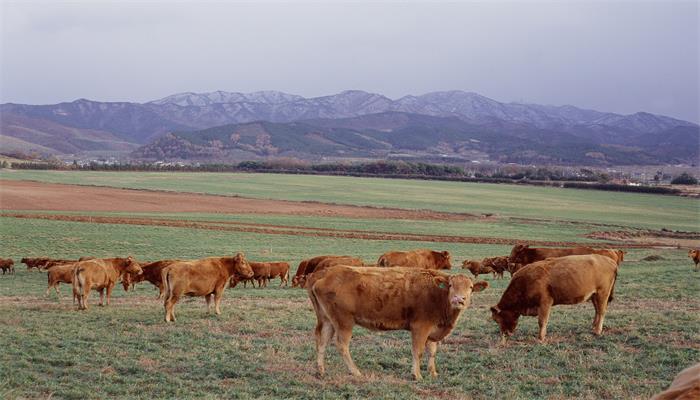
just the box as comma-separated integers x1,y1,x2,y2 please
1,90,698,165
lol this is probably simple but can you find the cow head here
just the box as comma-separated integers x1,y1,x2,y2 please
461,260,481,277
232,253,254,279
437,251,452,269
616,250,626,263
436,275,488,310
509,244,529,265
124,256,143,276
121,272,133,291
689,250,699,259
490,305,519,338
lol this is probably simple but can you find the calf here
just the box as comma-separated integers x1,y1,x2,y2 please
0,258,14,275
162,253,254,322
308,266,487,380
122,259,180,297
481,256,509,279
22,257,50,271
461,260,495,278
491,254,618,343
73,257,143,310
46,263,77,301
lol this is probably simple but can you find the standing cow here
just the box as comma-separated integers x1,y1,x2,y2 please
377,249,452,270
73,257,143,310
162,253,254,322
0,258,14,275
509,245,624,269
308,266,487,380
122,259,181,297
491,254,618,343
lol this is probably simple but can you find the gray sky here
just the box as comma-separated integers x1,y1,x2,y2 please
1,0,698,122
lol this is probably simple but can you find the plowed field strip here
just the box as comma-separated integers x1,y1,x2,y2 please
1,212,667,248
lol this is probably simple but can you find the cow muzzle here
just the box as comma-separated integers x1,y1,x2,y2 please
450,295,467,307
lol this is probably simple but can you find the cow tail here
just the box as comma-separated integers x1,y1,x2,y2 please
609,268,618,303
163,268,172,301
75,267,86,296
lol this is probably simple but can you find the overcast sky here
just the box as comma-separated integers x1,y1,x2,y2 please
1,1,698,122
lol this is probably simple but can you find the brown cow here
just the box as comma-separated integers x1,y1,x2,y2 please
491,254,618,343
73,257,143,310
508,245,624,268
234,261,291,288
482,256,509,279
298,256,364,288
292,255,353,288
0,258,14,275
651,363,700,400
377,249,452,270
122,259,180,297
308,266,488,380
461,260,495,278
230,262,271,288
689,250,700,271
22,257,51,271
162,253,254,322
46,263,78,300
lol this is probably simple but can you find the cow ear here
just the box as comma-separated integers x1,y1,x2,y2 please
442,251,450,257
473,281,488,292
434,276,449,289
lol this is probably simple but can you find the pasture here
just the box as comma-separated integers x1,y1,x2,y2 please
0,171,698,399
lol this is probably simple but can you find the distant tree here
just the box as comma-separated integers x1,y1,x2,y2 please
670,172,698,185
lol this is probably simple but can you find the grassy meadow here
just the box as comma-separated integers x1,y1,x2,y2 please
0,171,698,399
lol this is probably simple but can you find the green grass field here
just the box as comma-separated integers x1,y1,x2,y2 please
1,171,698,399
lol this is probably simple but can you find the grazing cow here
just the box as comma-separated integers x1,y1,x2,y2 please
0,258,14,275
491,254,618,343
508,245,624,269
292,255,351,288
308,266,488,380
689,250,700,271
267,262,290,287
230,262,271,288
22,257,51,271
73,257,143,310
461,260,495,278
162,253,254,322
377,249,452,270
46,263,78,300
122,259,180,297
481,256,509,279
651,363,700,400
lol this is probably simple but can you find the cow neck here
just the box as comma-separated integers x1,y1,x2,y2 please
221,257,237,276
436,293,462,331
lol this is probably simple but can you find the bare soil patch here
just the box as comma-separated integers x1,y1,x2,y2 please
0,179,471,221
0,212,666,248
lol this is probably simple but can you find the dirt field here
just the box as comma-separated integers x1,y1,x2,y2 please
0,179,471,221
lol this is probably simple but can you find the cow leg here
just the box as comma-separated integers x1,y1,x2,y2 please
82,286,91,310
426,340,439,378
165,294,179,322
410,328,430,380
205,294,213,313
55,284,61,297
315,318,335,377
336,326,361,377
592,291,610,335
537,301,553,343
45,283,53,297
213,285,224,315
157,284,164,299
105,284,113,306
98,289,105,306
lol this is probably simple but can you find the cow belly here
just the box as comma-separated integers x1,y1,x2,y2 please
355,316,408,331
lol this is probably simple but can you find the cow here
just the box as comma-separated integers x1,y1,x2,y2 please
0,258,14,275
491,254,618,343
651,363,700,400
22,257,51,271
461,260,495,278
508,245,625,269
297,256,364,288
307,265,488,380
230,261,271,288
267,262,290,287
162,253,254,322
46,263,78,300
292,255,353,288
122,259,180,297
689,250,700,271
73,257,143,310
481,256,509,279
42,259,79,270
377,249,452,270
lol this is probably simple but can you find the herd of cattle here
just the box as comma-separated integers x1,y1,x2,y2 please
0,246,698,384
